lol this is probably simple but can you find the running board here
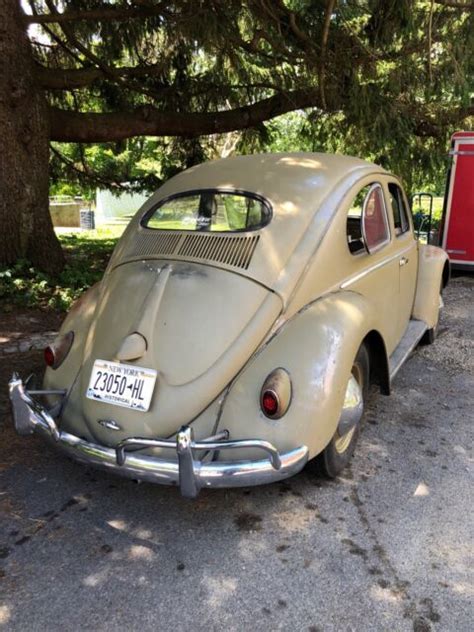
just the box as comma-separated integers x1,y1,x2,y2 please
389,320,428,381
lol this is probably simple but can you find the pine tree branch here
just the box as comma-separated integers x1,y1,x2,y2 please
49,92,474,144
49,89,324,142
319,0,337,109
413,104,474,136
50,145,127,190
35,63,169,90
434,0,474,9
40,0,168,101
43,0,116,79
24,3,169,25
27,0,83,64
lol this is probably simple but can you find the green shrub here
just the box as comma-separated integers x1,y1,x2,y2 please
0,230,121,312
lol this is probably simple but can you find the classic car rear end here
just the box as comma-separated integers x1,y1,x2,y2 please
9,153,448,497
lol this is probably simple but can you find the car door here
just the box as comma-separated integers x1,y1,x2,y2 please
343,180,403,355
385,180,418,337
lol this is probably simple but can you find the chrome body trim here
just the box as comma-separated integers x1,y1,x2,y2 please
8,376,309,499
98,419,122,431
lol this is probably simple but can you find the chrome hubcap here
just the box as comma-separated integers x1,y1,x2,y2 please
335,367,364,454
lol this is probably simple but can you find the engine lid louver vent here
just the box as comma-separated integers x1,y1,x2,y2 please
177,234,259,270
124,232,260,270
128,232,182,258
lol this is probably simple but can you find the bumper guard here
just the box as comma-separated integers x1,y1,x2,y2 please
8,375,309,498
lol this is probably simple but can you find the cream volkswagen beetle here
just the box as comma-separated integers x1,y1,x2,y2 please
9,153,449,497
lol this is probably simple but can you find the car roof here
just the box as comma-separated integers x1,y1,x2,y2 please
152,152,386,214
112,152,389,304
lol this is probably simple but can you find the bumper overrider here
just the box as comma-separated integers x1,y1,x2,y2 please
8,375,309,498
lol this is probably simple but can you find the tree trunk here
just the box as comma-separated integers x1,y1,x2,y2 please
0,0,64,275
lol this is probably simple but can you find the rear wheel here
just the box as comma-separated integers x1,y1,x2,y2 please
314,344,369,478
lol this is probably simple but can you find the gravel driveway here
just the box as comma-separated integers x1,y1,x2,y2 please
0,276,472,632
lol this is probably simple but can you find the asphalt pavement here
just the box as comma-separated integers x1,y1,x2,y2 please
0,276,472,631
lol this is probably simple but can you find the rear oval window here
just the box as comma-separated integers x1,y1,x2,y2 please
142,190,272,232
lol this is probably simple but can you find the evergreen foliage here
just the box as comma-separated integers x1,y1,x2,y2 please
26,0,474,193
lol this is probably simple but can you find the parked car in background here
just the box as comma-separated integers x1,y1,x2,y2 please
9,153,449,498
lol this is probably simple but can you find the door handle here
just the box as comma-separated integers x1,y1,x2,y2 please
399,257,409,267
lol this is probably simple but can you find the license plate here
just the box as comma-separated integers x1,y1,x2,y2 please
86,360,157,412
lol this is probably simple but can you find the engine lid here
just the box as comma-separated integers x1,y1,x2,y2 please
76,260,282,442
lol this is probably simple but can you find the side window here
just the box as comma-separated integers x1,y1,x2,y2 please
346,183,390,255
362,184,390,253
388,183,410,235
346,185,369,255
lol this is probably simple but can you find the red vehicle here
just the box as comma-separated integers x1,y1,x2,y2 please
440,131,474,271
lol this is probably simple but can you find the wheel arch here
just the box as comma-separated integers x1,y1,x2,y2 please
442,259,450,290
362,330,390,395
413,244,449,328
216,290,380,459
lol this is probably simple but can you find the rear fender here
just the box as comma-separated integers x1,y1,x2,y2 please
413,245,449,328
43,283,101,393
217,291,379,460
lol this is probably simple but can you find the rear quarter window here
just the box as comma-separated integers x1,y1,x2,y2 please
363,184,390,252
346,183,390,255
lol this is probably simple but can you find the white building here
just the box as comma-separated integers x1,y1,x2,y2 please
95,188,150,223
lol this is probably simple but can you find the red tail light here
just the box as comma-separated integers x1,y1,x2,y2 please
261,390,279,417
260,368,292,419
44,331,74,370
44,346,56,367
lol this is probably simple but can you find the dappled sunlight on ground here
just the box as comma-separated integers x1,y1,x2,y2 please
0,605,11,626
451,581,474,597
55,224,127,239
128,544,155,561
202,576,238,609
413,481,430,497
82,569,109,588
370,583,405,604
0,278,472,630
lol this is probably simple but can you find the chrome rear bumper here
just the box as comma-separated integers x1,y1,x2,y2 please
8,375,309,498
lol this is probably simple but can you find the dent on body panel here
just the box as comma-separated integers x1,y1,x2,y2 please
308,319,343,400
170,264,208,279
